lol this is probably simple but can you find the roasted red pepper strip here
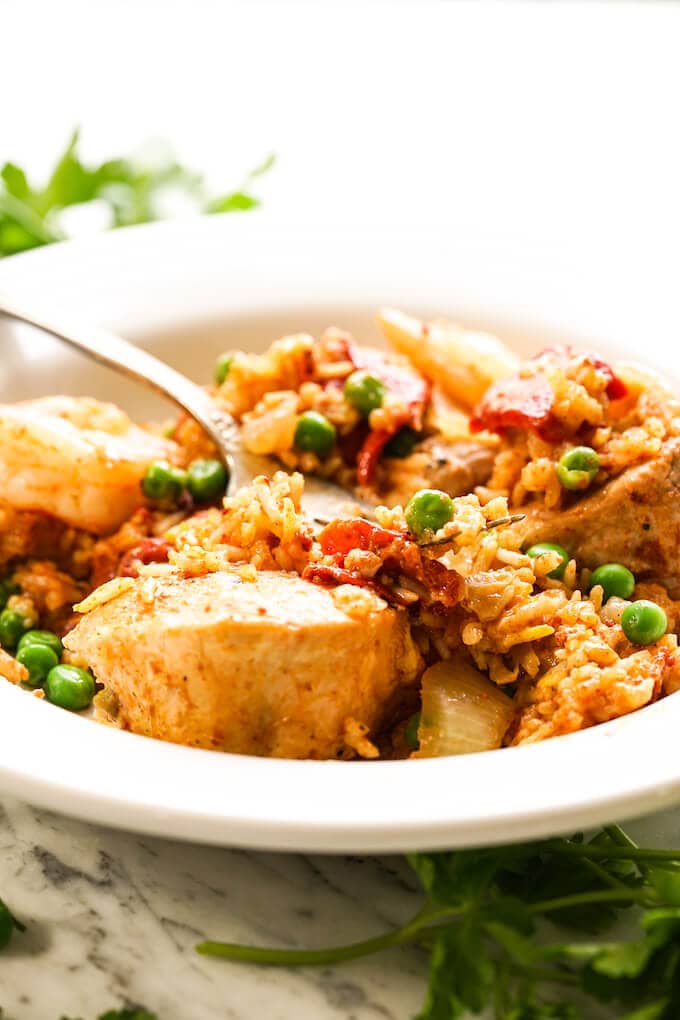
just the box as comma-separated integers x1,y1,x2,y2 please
356,429,392,486
329,344,432,484
470,374,562,441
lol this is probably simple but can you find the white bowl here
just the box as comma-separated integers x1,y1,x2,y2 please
0,215,679,852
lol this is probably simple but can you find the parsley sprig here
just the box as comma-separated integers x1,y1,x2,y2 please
197,824,680,1019
0,129,274,257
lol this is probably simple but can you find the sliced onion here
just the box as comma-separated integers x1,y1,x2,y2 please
241,392,299,455
416,655,515,757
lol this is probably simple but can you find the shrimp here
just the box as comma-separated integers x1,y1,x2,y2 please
377,308,519,410
0,395,178,535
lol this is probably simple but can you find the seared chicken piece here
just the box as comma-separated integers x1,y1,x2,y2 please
378,437,496,507
65,570,421,758
516,437,680,596
0,396,176,535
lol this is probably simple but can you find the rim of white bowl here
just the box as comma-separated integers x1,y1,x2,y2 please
0,214,678,852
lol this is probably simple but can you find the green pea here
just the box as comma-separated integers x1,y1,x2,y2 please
343,371,386,416
526,542,570,580
187,459,228,503
556,446,600,491
405,712,421,751
214,353,233,386
17,629,63,659
142,461,188,503
0,609,29,650
588,563,635,602
294,411,337,457
621,600,667,646
384,427,420,459
405,489,455,538
16,643,59,688
44,665,96,711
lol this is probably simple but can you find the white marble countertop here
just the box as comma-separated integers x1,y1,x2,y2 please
0,797,428,1020
1,798,679,1020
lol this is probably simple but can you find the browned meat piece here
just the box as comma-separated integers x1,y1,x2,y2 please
420,438,497,494
377,438,496,507
65,570,422,759
516,437,680,596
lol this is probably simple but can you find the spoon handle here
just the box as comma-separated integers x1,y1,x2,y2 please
0,294,373,519
0,294,274,490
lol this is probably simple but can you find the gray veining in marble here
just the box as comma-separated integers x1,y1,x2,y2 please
2,798,680,1020
0,798,427,1020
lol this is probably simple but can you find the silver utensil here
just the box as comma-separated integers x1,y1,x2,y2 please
0,295,369,521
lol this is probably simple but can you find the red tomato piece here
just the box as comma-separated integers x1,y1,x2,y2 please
318,518,401,557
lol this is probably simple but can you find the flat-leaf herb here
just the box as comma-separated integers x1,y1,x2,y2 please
0,129,273,257
197,827,680,1019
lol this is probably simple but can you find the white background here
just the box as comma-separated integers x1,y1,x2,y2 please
2,0,679,265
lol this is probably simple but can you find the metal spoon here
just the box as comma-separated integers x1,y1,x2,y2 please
0,294,370,521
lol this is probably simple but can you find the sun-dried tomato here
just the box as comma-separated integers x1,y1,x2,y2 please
310,518,461,610
118,537,170,578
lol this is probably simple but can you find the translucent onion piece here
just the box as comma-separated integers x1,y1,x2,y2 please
416,655,515,757
241,391,299,455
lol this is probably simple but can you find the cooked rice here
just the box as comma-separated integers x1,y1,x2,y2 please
480,354,680,509
158,472,673,749
166,471,312,576
2,318,680,757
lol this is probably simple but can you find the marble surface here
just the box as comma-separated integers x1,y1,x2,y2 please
2,799,680,1020
0,798,427,1020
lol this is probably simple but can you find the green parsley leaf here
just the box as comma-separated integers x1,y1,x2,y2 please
206,191,259,214
648,867,680,906
0,894,26,950
0,130,274,258
619,1003,671,1020
197,827,680,1019
1,162,30,199
418,924,495,1020
245,152,276,179
505,1002,582,1020
408,845,516,906
97,1010,157,1020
